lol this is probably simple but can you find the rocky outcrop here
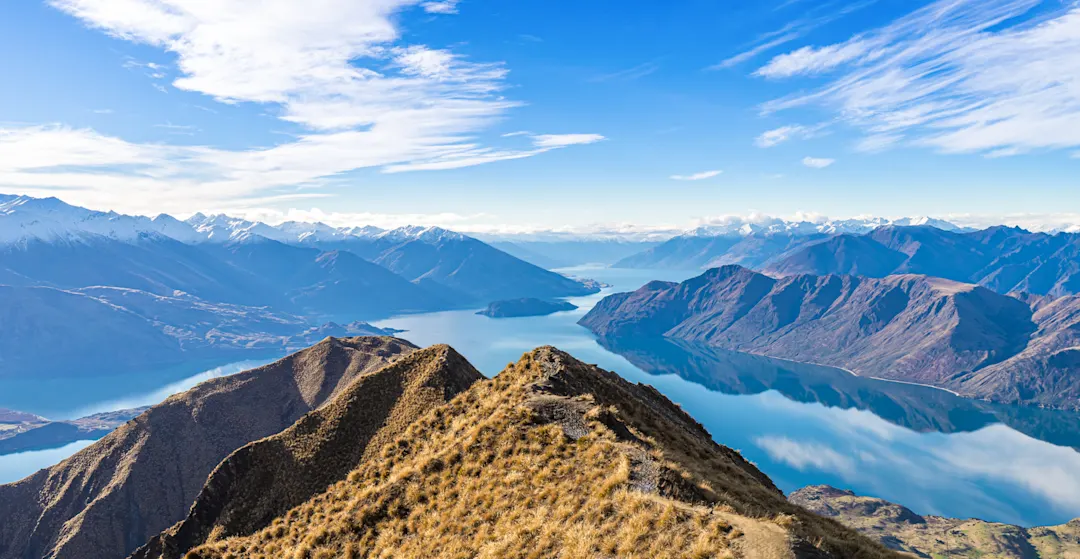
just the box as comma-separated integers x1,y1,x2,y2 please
791,485,1080,558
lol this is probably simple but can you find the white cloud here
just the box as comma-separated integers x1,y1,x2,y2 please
802,156,835,168
758,0,1080,157
17,0,599,212
530,134,606,148
712,1,882,70
854,134,902,153
421,0,460,14
755,124,821,147
711,33,800,70
756,41,873,78
670,170,723,181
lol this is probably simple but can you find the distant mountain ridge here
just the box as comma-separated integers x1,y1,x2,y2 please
580,266,1080,409
618,222,1080,297
767,225,1080,297
0,194,597,379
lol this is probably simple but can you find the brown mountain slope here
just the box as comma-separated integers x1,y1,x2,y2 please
960,295,1080,407
131,345,483,559
580,266,1036,391
790,486,1080,558
179,347,898,559
0,336,416,559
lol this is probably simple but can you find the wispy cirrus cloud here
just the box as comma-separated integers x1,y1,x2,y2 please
589,62,660,82
712,0,880,70
755,124,823,147
530,134,606,148
5,0,600,213
758,0,1080,157
671,170,723,181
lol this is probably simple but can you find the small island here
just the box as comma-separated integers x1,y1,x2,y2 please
477,298,578,318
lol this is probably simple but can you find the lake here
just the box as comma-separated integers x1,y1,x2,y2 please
3,265,1080,528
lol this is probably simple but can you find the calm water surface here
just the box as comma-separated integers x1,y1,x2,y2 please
4,266,1080,528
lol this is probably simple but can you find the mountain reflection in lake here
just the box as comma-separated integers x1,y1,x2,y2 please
595,335,1080,528
598,336,1080,449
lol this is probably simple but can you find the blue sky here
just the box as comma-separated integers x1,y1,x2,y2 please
1,0,1079,233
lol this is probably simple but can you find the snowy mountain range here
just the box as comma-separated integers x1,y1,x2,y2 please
0,195,465,247
682,215,966,238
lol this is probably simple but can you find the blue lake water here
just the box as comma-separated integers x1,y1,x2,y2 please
3,265,1080,528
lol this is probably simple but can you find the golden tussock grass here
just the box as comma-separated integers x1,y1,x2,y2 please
183,348,900,559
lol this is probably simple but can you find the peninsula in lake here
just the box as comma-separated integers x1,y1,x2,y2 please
477,297,578,318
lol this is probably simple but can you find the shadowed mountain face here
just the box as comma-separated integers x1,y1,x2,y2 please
131,345,483,559
0,216,598,379
0,236,447,320
618,225,1080,297
141,347,897,559
580,266,1080,409
768,226,1080,297
0,285,404,380
0,337,417,559
790,486,1080,559
0,285,309,379
0,196,599,321
313,233,600,304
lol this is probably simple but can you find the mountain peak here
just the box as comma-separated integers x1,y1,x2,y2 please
138,344,893,559
378,224,469,243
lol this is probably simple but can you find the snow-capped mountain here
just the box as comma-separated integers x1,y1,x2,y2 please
0,195,202,245
0,195,490,250
183,213,466,246
374,225,467,243
683,216,966,238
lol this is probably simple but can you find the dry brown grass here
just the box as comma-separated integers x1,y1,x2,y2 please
134,344,483,559
183,348,900,559
0,336,417,559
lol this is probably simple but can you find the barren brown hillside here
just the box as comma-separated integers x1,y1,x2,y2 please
179,347,899,559
132,345,483,559
0,336,417,559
